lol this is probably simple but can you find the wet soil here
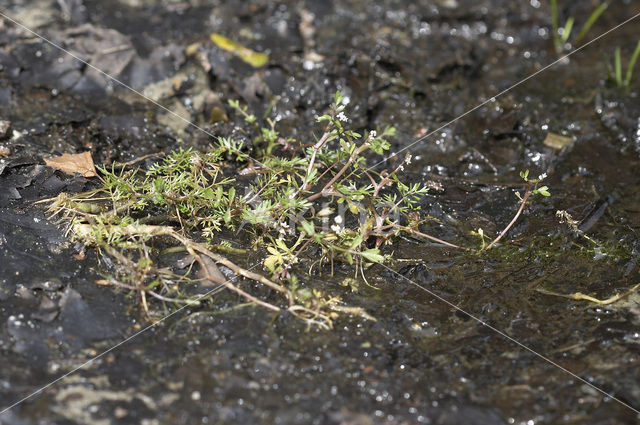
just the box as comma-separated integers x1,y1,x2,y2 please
1,0,640,424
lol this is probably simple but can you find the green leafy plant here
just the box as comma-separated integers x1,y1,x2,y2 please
550,0,608,54
41,91,442,328
41,92,551,327
608,41,640,88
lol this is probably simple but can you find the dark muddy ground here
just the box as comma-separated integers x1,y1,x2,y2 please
1,0,640,424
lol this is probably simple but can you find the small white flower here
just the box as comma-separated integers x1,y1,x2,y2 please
368,130,377,140
333,215,343,224
331,224,341,233
277,220,291,236
538,173,547,180
337,112,348,122
405,154,412,164
189,154,201,165
399,165,405,172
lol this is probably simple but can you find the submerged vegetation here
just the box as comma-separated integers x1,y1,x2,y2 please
42,92,556,327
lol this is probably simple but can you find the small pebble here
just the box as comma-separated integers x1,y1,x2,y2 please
114,407,128,418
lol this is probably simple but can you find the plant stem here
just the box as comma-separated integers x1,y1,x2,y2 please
174,232,290,298
192,251,281,312
306,144,368,202
395,225,466,250
305,131,331,181
484,183,532,250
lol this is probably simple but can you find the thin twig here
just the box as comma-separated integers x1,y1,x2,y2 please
304,131,331,183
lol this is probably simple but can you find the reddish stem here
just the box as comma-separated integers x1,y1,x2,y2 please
483,183,532,251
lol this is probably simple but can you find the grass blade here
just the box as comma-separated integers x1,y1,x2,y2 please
561,17,574,43
574,2,609,46
624,40,640,86
615,47,622,86
551,0,562,53
605,55,615,83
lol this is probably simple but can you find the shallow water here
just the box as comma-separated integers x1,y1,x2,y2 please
1,0,640,424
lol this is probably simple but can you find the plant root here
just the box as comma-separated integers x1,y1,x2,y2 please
535,282,640,305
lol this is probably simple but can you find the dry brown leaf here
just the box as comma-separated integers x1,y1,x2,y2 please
44,151,98,177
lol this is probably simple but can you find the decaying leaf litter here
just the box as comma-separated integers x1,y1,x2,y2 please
1,1,640,424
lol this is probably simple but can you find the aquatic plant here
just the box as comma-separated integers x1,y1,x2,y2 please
41,92,551,327
550,0,609,54
41,92,439,327
607,41,640,88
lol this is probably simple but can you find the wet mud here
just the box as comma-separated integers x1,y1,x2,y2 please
1,0,640,424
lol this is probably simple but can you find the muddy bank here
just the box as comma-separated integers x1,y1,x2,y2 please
1,0,640,424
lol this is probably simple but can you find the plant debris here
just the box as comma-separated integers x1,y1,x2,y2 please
210,32,268,68
44,151,98,178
